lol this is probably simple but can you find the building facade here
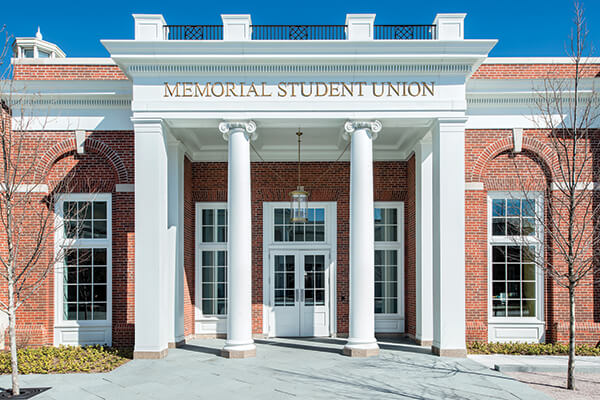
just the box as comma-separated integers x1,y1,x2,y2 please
4,13,600,359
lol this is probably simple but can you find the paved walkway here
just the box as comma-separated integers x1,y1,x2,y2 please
0,338,550,400
469,354,600,373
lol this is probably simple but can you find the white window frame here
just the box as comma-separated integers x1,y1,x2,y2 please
374,201,405,333
195,202,228,335
54,193,112,346
262,201,337,337
487,191,545,343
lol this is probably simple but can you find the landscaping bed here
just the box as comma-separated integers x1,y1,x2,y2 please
0,346,133,374
468,342,600,356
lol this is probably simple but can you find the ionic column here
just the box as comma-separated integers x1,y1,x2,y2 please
219,121,257,359
342,120,382,357
432,118,467,357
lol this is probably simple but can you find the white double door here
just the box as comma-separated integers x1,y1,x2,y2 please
272,251,330,337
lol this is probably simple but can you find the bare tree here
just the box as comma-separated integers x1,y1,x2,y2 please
0,26,99,396
510,2,600,391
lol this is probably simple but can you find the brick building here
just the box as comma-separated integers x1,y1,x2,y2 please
3,13,599,359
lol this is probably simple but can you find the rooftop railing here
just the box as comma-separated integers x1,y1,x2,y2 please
164,24,436,41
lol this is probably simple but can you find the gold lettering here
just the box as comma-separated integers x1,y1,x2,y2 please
194,82,210,97
211,82,224,97
239,82,246,97
341,82,354,97
407,81,421,97
372,82,384,97
164,82,180,97
226,82,237,97
387,82,401,97
301,82,313,97
247,83,259,97
357,82,367,96
182,82,194,97
289,82,299,97
422,81,435,96
316,82,328,97
402,81,408,96
260,82,272,97
329,82,340,97
277,82,288,97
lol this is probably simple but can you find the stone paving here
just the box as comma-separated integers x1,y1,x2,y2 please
0,338,550,399
469,354,600,373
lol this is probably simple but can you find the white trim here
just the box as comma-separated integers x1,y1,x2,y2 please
374,201,405,333
465,182,484,191
115,184,134,193
486,191,545,343
0,184,48,193
483,57,600,64
262,201,337,338
194,202,228,335
12,58,116,65
53,193,112,346
551,182,600,191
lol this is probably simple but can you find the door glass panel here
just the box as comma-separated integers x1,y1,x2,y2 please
304,255,325,306
274,255,295,306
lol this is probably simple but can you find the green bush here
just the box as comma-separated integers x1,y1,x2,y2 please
468,342,600,356
0,346,133,375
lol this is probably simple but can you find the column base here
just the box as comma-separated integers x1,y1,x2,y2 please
416,338,433,347
432,345,467,358
167,339,186,349
343,342,379,357
133,348,168,359
221,343,256,359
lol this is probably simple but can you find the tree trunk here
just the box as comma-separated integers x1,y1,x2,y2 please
8,277,19,396
567,285,576,390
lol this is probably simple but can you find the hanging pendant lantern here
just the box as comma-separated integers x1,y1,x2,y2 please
290,130,308,223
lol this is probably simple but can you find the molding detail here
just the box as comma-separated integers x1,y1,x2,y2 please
0,184,48,193
8,98,131,108
128,63,473,75
343,120,382,140
218,120,257,141
115,184,135,192
465,182,484,191
551,182,600,191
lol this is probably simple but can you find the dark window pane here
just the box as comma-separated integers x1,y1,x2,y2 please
92,303,107,320
522,282,536,298
522,263,536,281
492,246,506,262
93,267,107,284
217,227,226,242
507,282,520,299
202,227,214,242
374,299,384,314
202,209,214,226
202,251,214,266
65,249,78,265
375,282,383,297
506,218,520,235
202,283,214,298
305,225,315,241
79,285,92,302
65,220,78,239
65,303,78,320
285,290,295,303
274,208,284,224
522,300,536,317
492,300,506,317
79,249,92,265
80,220,93,238
93,249,107,265
386,299,397,314
202,299,214,314
286,257,295,272
275,273,284,289
294,225,304,241
93,221,107,238
375,266,383,281
202,267,214,283
507,300,521,316
275,256,284,272
507,246,521,262
386,226,397,242
64,201,77,219
65,285,77,302
217,209,226,225
315,225,325,242
492,282,506,298
522,218,535,236
507,199,521,216
523,247,536,263
507,264,520,280
492,199,505,216
65,267,77,284
78,303,92,320
217,251,226,266
274,290,285,306
78,267,92,283
93,285,107,301
375,226,384,241
388,209,398,224
387,266,398,281
93,202,107,219
315,272,324,289
274,226,283,241
286,273,295,289
217,300,226,315
492,264,505,280
375,250,384,266
79,202,92,219
217,267,226,282
492,218,506,236
217,283,226,298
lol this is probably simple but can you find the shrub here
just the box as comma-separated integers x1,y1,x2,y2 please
468,342,600,356
0,346,133,375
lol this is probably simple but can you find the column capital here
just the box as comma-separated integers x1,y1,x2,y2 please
343,120,382,140
218,120,257,141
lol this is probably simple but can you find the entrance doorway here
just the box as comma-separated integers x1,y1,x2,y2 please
271,251,330,337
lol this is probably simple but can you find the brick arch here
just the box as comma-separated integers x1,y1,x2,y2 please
470,135,558,183
39,137,129,184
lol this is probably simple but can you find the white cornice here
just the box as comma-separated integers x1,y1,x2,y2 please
483,57,600,64
11,57,116,65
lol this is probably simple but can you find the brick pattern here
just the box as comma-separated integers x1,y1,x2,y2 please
405,155,416,337
471,64,600,80
183,157,195,338
465,129,600,344
188,161,407,335
13,65,128,81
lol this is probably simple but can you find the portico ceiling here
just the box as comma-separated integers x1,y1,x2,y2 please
167,118,432,162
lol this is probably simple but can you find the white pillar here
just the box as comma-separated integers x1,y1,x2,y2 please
342,120,382,357
133,119,169,359
219,121,257,358
167,138,185,347
415,138,433,346
432,118,467,357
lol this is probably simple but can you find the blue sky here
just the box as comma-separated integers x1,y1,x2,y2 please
2,0,599,58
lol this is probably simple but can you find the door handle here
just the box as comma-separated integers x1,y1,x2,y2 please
301,289,305,302
296,288,300,302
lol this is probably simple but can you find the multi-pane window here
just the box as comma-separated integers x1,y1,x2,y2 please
304,255,326,306
274,255,295,306
64,248,107,320
63,201,107,239
489,194,541,319
374,205,402,315
59,196,110,323
199,205,228,316
274,208,325,242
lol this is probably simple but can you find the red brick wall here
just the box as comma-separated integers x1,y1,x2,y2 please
183,157,195,338
465,129,600,344
190,161,408,335
13,65,128,81
471,64,600,80
405,155,416,338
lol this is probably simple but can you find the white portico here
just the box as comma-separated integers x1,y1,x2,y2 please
102,12,496,359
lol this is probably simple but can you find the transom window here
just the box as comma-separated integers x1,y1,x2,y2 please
274,207,325,242
489,193,542,320
198,204,228,316
63,201,107,239
374,205,402,315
